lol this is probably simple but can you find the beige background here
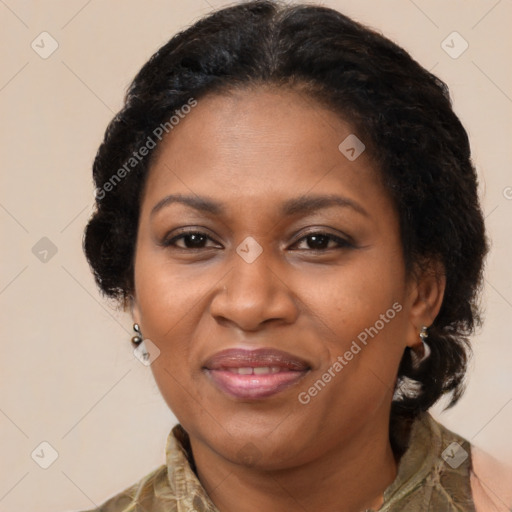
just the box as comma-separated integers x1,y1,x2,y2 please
0,1,511,510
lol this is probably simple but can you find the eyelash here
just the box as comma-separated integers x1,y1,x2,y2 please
161,230,354,252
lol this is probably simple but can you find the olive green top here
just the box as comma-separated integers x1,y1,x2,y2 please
84,413,476,512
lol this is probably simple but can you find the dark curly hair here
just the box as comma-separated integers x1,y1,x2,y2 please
83,0,488,440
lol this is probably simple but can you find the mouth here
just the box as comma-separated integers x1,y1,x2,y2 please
203,348,311,400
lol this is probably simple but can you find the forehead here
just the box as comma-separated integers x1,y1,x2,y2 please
142,87,391,219
151,87,360,165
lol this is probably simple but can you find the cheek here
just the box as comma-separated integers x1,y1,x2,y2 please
133,259,205,414
295,252,407,385
299,252,404,333
134,245,207,335
132,251,208,387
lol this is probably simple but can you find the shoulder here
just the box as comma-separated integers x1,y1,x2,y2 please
470,446,512,512
427,415,512,511
78,463,176,512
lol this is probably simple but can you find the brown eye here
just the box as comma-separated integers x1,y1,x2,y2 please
292,232,352,251
162,231,220,249
305,234,331,249
177,233,208,248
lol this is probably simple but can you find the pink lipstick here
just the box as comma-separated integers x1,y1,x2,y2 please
203,348,310,400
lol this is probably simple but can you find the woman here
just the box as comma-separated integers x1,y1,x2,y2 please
82,1,511,510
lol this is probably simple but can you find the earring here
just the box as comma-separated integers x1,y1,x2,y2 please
419,325,431,359
392,375,422,401
131,323,143,346
411,325,431,368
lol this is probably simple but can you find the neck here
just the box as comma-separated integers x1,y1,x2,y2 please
189,414,398,512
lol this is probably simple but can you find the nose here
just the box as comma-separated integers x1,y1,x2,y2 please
209,246,299,332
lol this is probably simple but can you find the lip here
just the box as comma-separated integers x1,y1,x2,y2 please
203,348,311,400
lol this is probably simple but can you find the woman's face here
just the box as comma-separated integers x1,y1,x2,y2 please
132,87,429,469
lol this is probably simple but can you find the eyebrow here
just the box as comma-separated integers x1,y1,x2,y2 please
150,193,368,218
151,194,223,217
281,194,368,217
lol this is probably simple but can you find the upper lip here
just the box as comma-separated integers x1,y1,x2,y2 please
203,348,310,371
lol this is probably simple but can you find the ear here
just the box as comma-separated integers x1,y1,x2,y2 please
404,259,446,348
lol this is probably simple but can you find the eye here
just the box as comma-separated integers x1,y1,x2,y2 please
162,231,222,250
291,232,353,251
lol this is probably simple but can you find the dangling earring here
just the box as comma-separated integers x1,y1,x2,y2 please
393,326,431,401
131,323,143,346
419,325,431,360
392,376,422,401
130,323,160,366
131,323,152,365
411,325,431,368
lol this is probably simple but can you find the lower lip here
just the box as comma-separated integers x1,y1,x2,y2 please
206,369,308,400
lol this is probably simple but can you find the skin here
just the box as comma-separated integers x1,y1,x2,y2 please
131,87,445,512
